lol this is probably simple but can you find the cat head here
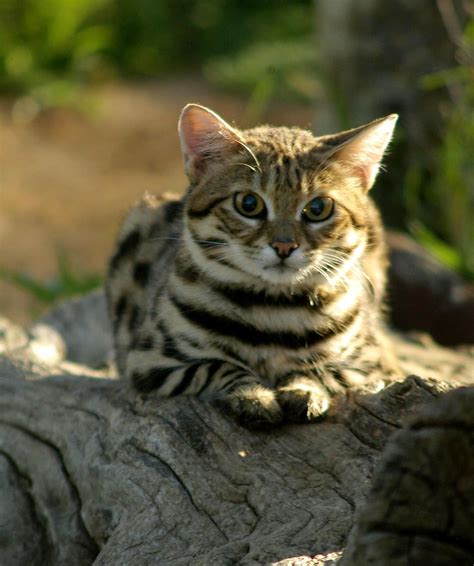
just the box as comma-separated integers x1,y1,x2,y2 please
178,103,397,287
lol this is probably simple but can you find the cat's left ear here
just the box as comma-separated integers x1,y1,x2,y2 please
178,103,244,184
324,114,398,191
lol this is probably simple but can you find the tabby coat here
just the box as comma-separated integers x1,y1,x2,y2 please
106,104,399,427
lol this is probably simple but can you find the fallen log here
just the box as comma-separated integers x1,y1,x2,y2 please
0,293,472,564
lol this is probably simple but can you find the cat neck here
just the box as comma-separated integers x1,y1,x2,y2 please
176,240,366,302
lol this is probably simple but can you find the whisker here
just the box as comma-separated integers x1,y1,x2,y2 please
233,162,259,173
296,246,376,296
155,235,265,259
232,138,262,172
320,249,376,298
150,236,230,247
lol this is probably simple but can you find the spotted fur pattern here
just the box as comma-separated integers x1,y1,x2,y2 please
106,104,400,427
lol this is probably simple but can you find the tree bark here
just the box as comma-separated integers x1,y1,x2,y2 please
0,294,472,565
341,386,474,565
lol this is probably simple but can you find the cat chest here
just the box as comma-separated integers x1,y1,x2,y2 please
226,303,363,383
237,322,360,385
161,283,362,380
249,349,307,385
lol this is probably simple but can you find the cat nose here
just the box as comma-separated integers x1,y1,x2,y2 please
270,239,299,259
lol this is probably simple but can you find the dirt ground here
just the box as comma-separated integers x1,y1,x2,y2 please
0,77,313,323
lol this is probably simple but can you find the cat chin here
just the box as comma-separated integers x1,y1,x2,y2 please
256,265,315,286
259,266,333,288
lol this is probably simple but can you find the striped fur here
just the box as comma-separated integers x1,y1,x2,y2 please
106,105,400,427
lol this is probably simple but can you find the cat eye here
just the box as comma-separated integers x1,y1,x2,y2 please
234,192,267,218
302,197,334,222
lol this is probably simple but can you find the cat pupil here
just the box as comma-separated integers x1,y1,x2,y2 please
242,194,257,211
309,198,324,216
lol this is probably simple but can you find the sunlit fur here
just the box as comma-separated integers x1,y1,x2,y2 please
106,106,400,428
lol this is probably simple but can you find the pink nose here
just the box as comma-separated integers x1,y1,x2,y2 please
271,240,299,259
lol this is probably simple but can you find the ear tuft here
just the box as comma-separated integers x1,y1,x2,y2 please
327,114,398,190
178,104,243,183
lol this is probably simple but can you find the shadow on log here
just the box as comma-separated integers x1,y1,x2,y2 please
0,291,473,565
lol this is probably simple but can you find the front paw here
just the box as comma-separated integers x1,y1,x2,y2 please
215,384,283,429
277,381,331,423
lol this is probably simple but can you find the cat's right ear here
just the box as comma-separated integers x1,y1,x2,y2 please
178,104,244,184
321,114,398,191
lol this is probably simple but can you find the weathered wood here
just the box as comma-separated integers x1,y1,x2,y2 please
0,293,472,565
341,386,474,565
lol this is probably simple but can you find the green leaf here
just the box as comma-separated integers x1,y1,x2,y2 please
410,222,463,271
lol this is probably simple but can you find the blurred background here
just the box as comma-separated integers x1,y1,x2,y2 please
0,0,473,323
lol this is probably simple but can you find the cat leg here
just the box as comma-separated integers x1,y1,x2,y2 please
127,350,282,428
276,376,332,423
210,372,283,429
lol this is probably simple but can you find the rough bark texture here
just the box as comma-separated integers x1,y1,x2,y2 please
341,385,474,565
0,290,473,565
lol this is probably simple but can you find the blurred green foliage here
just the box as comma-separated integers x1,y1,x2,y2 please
0,0,113,108
110,0,312,75
404,18,474,279
0,0,313,108
0,251,102,305
205,39,318,122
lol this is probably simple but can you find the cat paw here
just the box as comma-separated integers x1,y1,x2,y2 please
215,384,283,429
277,383,331,423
